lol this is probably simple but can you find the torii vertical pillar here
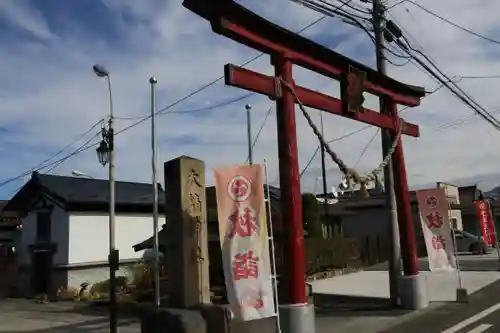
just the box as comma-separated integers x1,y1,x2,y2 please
273,56,315,332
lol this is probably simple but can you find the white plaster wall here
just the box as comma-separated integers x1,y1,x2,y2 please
437,183,464,230
68,212,165,264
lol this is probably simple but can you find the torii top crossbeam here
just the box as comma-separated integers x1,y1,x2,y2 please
183,0,426,136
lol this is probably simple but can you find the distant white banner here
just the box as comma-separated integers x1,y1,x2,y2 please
416,188,457,272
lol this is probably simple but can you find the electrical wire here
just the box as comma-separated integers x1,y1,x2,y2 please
300,126,371,177
299,79,459,177
115,93,253,120
395,38,500,130
290,0,412,64
0,131,103,189
0,119,104,190
330,0,371,14
0,16,328,191
389,0,500,47
353,128,379,168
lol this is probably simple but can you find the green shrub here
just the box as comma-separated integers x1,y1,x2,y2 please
90,276,129,294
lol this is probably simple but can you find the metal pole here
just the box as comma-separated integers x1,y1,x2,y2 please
445,188,463,290
319,113,328,234
264,158,282,333
372,0,401,307
106,76,118,333
150,76,160,307
246,104,253,164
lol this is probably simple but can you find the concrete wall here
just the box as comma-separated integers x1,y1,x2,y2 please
341,206,423,240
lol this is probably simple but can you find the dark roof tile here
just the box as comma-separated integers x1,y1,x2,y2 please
35,173,165,205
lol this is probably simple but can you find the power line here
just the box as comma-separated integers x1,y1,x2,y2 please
300,126,371,177
395,38,500,130
0,131,103,189
298,77,482,177
115,93,253,120
0,17,328,191
0,119,103,189
388,0,500,46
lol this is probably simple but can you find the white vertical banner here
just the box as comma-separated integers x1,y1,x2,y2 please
416,188,457,272
213,164,275,321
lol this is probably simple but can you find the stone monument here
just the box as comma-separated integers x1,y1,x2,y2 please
163,155,211,307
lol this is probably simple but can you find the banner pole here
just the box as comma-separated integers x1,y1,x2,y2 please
445,188,466,301
263,158,282,333
486,200,500,263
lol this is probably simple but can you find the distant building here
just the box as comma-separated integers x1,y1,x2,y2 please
315,182,467,255
5,171,165,297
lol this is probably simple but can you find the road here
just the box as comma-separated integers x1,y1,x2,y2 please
0,300,140,333
382,277,500,333
1,253,499,333
366,253,500,272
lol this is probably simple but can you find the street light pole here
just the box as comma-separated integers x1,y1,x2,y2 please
93,64,118,333
245,104,253,165
372,0,401,308
150,76,161,308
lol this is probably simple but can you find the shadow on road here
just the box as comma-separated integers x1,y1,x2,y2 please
0,317,139,333
313,293,410,318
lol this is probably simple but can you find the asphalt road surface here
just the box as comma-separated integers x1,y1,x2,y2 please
382,278,500,333
367,253,500,272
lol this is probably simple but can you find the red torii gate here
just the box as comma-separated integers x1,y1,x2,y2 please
183,0,427,326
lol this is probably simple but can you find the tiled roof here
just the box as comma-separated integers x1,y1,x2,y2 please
34,172,165,205
4,171,165,213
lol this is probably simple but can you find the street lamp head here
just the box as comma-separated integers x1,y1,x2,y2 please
96,140,110,166
149,77,158,84
245,104,251,111
93,64,109,78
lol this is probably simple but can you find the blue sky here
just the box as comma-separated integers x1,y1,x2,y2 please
0,0,500,199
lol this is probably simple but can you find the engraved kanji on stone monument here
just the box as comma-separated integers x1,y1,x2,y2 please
164,156,211,307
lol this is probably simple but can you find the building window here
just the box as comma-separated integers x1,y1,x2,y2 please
36,212,51,242
451,217,458,230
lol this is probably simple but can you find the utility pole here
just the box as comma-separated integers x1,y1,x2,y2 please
245,104,253,164
372,0,402,308
319,113,329,232
150,76,161,308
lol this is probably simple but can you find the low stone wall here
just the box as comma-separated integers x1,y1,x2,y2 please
306,266,362,281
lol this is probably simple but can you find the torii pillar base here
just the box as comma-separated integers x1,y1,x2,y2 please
398,275,429,310
279,303,316,333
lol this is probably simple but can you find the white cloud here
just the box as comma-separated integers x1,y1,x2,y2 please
0,0,499,198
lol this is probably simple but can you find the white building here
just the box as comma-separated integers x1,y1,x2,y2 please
5,171,165,297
